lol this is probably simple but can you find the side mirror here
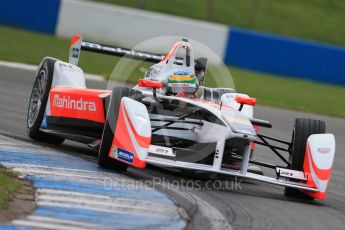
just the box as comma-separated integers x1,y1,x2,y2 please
235,96,256,111
138,79,163,89
235,96,256,106
220,93,255,116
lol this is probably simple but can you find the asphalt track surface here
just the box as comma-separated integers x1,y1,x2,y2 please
0,64,345,230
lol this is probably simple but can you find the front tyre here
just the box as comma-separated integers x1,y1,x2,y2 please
284,118,325,200
27,58,64,145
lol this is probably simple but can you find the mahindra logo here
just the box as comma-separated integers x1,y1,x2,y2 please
52,94,96,111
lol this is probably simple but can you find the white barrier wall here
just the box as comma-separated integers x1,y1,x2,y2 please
56,0,229,58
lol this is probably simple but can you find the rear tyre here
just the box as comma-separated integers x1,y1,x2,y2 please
284,118,325,200
98,87,142,171
26,58,65,145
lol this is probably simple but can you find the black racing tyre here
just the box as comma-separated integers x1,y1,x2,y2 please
98,87,142,171
27,58,65,145
284,118,325,200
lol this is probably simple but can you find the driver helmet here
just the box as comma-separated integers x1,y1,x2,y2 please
167,70,199,96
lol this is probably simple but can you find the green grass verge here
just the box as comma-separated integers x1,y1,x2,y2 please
231,68,345,117
94,0,345,47
0,25,344,117
0,166,21,209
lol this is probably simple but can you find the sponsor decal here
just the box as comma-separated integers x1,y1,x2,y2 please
317,147,331,154
149,145,175,157
145,66,162,80
52,94,96,111
280,171,293,177
224,94,235,100
111,146,134,163
276,167,307,181
72,47,80,58
58,62,81,72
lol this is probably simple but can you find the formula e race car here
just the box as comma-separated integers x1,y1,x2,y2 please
27,35,336,200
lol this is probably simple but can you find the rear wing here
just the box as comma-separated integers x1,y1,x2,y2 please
69,34,208,82
69,35,164,65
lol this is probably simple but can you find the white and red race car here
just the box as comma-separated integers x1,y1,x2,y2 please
27,35,336,200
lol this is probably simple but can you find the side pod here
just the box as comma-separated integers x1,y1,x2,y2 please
108,97,151,168
302,134,336,200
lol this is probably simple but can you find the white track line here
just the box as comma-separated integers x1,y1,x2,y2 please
0,60,105,82
10,165,151,187
3,163,118,176
37,189,170,208
11,166,119,182
194,195,232,230
12,219,98,230
27,216,110,229
36,195,178,215
37,196,178,219
37,201,178,220
0,60,36,71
